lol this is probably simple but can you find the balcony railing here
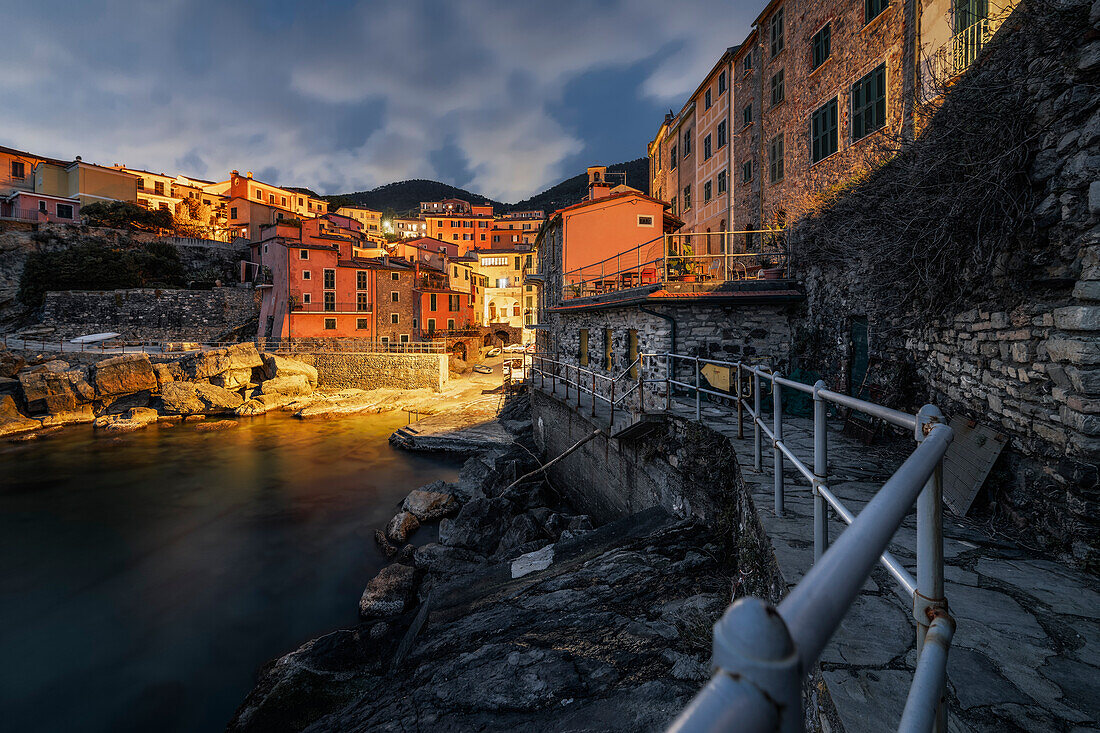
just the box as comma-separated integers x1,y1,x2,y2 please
928,9,1012,81
562,229,788,300
289,301,373,313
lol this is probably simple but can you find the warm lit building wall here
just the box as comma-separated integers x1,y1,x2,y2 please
336,206,383,237
426,214,494,251
0,145,59,196
559,193,670,277
419,288,475,333
732,33,762,233
374,264,421,344
35,160,138,207
691,49,736,243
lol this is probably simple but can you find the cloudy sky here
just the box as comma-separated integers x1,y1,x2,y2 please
0,1,756,202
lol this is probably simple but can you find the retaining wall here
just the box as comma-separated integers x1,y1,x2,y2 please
291,352,448,392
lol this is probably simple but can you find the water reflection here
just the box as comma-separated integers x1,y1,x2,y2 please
0,413,459,732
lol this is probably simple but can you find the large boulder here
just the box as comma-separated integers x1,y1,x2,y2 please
210,368,255,390
402,488,459,521
385,511,420,544
159,381,244,415
498,513,545,552
437,497,514,554
358,563,418,618
0,348,25,379
152,361,183,391
94,407,160,433
92,354,158,397
412,543,489,576
183,343,264,380
18,368,95,414
262,354,318,387
235,393,294,416
260,374,313,397
0,395,40,437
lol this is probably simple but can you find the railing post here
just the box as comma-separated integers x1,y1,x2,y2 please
637,354,644,414
609,380,615,430
915,404,948,733
736,363,744,439
813,380,829,561
772,373,784,517
753,370,762,472
576,365,581,409
694,357,701,422
591,371,596,417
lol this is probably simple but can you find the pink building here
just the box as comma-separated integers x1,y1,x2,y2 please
0,190,80,223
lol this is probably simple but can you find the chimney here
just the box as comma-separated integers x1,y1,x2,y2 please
246,171,253,178
231,170,239,177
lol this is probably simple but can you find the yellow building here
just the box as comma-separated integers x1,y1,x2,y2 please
473,246,537,341
34,158,138,207
336,205,386,244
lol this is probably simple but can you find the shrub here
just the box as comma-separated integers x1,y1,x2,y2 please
18,240,186,307
81,201,174,232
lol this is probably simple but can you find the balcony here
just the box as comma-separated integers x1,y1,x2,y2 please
289,301,373,314
561,229,789,301
928,6,1015,81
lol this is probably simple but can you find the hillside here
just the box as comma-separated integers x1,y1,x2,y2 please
508,157,649,213
325,180,502,217
324,157,650,216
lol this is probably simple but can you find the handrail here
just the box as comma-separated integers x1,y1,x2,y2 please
531,349,956,732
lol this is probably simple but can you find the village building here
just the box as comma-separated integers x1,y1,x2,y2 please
335,205,385,243
33,157,138,208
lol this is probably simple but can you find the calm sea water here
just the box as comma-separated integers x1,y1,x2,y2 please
0,413,460,732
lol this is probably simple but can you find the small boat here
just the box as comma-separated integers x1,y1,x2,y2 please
473,364,493,374
486,347,502,357
69,332,121,344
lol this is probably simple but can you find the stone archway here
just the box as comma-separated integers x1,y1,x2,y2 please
451,341,468,361
494,330,511,346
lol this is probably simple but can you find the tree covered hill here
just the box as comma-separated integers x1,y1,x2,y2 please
322,157,650,216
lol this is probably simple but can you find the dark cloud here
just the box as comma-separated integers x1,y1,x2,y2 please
0,0,756,200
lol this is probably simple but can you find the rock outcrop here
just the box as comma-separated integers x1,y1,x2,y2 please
159,381,244,415
262,354,318,387
94,407,160,433
0,394,39,436
384,511,420,544
18,367,95,414
402,486,459,521
358,563,418,618
92,354,157,396
259,374,313,398
182,343,263,380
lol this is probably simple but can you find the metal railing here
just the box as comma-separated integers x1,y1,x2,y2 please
531,350,956,732
289,301,374,313
530,353,644,429
562,230,788,300
929,11,1009,80
2,335,446,355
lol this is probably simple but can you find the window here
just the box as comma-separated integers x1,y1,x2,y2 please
380,336,390,346
356,271,368,289
303,293,311,304
56,203,73,219
303,270,312,280
811,98,839,163
743,160,753,183
357,318,370,330
770,69,785,106
357,293,370,311
447,319,455,330
769,135,785,183
324,318,336,330
637,214,654,227
255,190,263,200
717,120,727,148
743,51,754,74
514,257,521,270
281,196,287,206
770,8,784,57
579,329,589,366
428,293,438,311
865,0,889,24
811,23,831,71
718,70,727,94
323,269,335,289
717,170,728,194
604,328,613,370
704,89,712,110
671,196,677,215
449,294,460,311
158,203,169,211
682,129,691,156
391,272,400,280
682,184,692,210
742,104,752,127
230,206,237,220
703,134,712,160
852,63,887,141
391,291,400,303
427,318,436,332
269,194,276,204
703,180,713,203
11,161,25,179
154,181,164,196
391,313,400,324
670,145,678,169
323,292,335,311
400,334,410,343
412,318,418,329
299,249,309,259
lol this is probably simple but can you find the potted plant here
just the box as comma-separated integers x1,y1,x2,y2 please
760,255,784,280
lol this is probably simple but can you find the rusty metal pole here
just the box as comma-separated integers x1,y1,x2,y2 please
591,371,596,417
665,353,672,411
773,374,785,516
576,365,581,409
813,380,829,561
694,357,701,422
609,380,615,431
637,354,644,414
915,404,948,733
753,370,762,472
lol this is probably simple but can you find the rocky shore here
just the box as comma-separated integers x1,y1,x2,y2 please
229,395,734,732
0,342,462,440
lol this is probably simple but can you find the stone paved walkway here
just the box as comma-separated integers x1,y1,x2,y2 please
665,399,1100,733
529,377,1098,731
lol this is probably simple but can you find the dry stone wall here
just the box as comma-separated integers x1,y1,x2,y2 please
39,287,259,342
289,352,448,392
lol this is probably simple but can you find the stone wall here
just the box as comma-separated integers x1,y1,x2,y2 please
39,287,259,342
290,352,448,392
